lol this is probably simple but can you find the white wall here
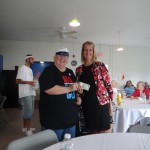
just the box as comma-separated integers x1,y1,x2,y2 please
0,40,150,87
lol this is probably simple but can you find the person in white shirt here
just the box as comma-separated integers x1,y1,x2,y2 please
16,54,38,136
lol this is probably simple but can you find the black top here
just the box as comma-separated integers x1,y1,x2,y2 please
80,64,110,130
39,65,79,129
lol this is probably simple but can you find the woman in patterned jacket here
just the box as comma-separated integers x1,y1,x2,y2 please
76,41,113,134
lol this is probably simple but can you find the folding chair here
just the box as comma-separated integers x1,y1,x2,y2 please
127,125,150,134
7,129,58,150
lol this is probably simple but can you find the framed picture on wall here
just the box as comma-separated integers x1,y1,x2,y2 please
71,60,77,66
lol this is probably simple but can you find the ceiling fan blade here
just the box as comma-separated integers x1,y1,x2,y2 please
67,31,77,34
68,35,77,39
55,30,62,34
47,34,57,38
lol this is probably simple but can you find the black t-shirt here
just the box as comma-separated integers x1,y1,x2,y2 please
39,65,79,129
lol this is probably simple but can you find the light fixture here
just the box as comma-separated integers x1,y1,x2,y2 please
117,47,124,51
69,18,80,27
69,0,80,27
117,31,124,51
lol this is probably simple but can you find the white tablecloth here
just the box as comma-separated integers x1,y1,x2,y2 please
43,133,150,150
113,98,150,132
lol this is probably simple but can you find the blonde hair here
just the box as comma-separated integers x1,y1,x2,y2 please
81,41,97,63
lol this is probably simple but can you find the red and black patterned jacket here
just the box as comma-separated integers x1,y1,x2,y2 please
76,61,113,105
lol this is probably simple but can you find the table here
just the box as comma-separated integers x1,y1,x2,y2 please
113,98,150,132
43,133,150,150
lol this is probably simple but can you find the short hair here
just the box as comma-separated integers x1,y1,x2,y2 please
26,54,33,57
81,41,97,63
137,81,145,87
111,80,118,88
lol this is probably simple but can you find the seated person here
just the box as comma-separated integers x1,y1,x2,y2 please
145,81,149,89
111,80,118,101
124,80,135,98
130,81,150,99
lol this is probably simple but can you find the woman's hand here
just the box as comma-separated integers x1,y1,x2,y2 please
77,84,83,94
69,83,79,92
76,96,82,105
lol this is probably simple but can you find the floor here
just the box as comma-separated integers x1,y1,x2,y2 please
0,102,41,150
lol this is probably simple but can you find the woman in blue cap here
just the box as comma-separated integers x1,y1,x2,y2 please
39,48,82,141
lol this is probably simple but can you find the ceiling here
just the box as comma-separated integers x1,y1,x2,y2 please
0,0,150,47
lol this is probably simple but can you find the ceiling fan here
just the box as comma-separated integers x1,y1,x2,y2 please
52,27,77,39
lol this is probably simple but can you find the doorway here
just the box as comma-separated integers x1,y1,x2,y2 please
30,61,53,100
